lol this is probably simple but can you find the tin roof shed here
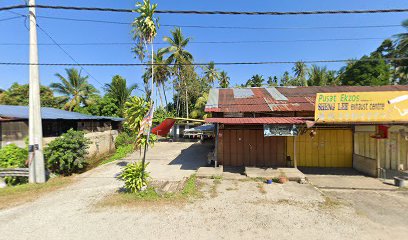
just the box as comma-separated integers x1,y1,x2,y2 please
205,85,408,113
0,105,123,121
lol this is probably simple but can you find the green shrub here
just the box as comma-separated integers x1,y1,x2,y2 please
0,144,28,185
45,129,91,176
101,144,134,165
115,132,134,149
119,161,150,193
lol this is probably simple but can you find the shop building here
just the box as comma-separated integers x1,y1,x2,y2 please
204,86,408,176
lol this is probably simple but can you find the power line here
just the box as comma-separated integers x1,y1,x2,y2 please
1,5,408,15
1,57,407,67
34,15,403,30
34,23,104,87
0,16,21,22
0,37,392,46
12,9,104,87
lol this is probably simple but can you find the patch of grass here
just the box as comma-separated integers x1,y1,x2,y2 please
238,178,254,182
213,178,222,185
252,177,266,182
272,177,280,183
97,174,201,208
0,176,75,210
211,175,223,180
210,184,218,198
86,152,113,170
182,175,201,198
100,145,134,165
320,196,342,209
257,183,267,194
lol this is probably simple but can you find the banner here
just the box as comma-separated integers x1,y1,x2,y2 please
264,124,299,137
315,91,408,123
138,106,154,137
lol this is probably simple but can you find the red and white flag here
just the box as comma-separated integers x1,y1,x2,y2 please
138,106,154,137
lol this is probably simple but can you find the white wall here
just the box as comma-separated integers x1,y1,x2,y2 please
354,125,408,174
43,130,119,158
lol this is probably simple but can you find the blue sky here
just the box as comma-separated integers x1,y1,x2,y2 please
0,0,407,96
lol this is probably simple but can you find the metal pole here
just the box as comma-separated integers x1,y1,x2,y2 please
28,0,46,183
141,43,155,182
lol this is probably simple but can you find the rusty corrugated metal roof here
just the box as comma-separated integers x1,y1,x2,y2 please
205,85,408,113
205,117,309,125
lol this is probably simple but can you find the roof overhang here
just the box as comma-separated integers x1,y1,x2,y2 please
205,117,308,125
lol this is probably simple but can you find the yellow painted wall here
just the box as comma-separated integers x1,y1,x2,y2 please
287,129,353,167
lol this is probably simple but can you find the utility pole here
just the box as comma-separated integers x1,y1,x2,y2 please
28,0,46,183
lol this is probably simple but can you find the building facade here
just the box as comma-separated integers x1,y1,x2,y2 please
204,86,408,176
0,105,123,157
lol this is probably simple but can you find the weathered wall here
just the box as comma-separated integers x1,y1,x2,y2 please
353,154,377,177
287,128,353,168
354,125,408,172
43,130,119,158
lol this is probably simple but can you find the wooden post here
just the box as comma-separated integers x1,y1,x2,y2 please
397,133,401,171
214,123,219,167
385,137,391,169
293,136,297,168
376,140,381,178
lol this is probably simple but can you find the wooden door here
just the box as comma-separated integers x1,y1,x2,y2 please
220,129,286,167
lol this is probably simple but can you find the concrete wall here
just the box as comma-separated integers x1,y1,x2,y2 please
43,130,119,158
353,154,377,177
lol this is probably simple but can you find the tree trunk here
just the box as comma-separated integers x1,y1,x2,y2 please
162,83,168,109
157,83,164,108
185,80,189,118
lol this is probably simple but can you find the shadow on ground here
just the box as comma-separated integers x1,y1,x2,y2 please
168,142,212,170
299,167,363,176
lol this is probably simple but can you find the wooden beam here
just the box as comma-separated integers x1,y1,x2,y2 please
293,136,297,168
397,133,401,170
376,140,381,178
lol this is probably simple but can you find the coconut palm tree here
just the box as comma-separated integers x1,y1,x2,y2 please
393,19,408,84
395,19,408,54
293,61,308,86
246,74,264,87
51,68,99,111
159,27,193,117
143,52,171,107
326,70,341,86
203,61,219,86
104,75,138,115
267,76,278,86
308,65,328,86
219,71,230,88
132,0,159,101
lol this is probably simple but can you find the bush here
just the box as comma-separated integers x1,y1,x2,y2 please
101,144,134,165
119,161,150,193
45,129,91,176
0,144,28,185
115,132,134,149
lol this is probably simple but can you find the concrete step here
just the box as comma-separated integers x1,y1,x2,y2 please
196,166,223,178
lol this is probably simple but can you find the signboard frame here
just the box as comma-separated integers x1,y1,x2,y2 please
263,124,300,137
315,91,408,123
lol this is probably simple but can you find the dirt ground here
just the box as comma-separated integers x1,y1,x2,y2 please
1,142,408,240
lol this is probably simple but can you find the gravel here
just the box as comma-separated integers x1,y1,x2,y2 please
1,142,408,240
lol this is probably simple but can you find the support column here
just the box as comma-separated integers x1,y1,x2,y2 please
28,0,45,183
214,123,219,167
293,136,297,168
397,133,401,170
376,140,381,178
